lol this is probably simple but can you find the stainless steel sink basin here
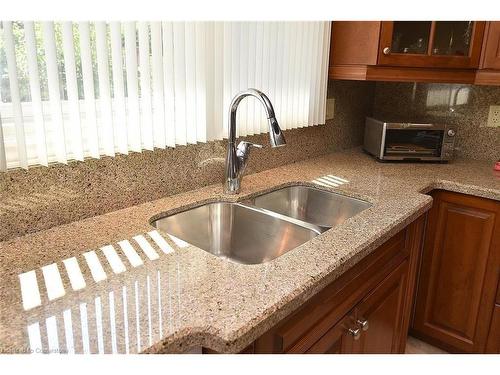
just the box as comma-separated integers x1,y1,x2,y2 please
246,185,372,231
151,185,371,265
151,202,319,264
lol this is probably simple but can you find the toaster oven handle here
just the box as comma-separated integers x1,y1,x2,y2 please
402,123,433,128
388,123,440,129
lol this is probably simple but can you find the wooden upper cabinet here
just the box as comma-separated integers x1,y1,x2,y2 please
378,21,485,69
475,22,500,85
480,22,500,69
412,190,500,353
329,21,493,84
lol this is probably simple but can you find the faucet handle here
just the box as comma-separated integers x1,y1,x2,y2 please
236,141,262,162
240,141,263,149
236,141,262,157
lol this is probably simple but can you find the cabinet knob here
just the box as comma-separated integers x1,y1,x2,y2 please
383,47,391,55
348,327,361,340
356,318,369,331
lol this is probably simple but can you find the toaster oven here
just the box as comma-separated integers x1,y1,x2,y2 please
363,117,457,162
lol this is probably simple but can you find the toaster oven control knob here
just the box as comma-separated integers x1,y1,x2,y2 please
447,129,456,137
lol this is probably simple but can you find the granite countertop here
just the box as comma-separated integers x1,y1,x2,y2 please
0,149,498,354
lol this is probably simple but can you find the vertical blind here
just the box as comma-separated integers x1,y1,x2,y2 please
0,21,331,171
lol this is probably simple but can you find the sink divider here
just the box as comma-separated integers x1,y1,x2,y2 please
235,202,329,235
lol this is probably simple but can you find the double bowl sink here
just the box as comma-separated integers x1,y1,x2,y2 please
151,185,372,265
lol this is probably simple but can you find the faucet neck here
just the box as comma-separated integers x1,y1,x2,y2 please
228,89,276,145
224,89,285,195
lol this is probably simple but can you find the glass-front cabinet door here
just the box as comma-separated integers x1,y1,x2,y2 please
378,21,485,68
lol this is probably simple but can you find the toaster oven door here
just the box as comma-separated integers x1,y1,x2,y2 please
383,129,444,159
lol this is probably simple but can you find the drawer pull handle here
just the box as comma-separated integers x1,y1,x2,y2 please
357,318,369,331
348,327,361,340
383,47,391,55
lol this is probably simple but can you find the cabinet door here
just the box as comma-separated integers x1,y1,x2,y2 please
305,315,355,354
481,22,500,69
330,21,381,66
351,260,409,354
412,191,500,353
378,21,485,68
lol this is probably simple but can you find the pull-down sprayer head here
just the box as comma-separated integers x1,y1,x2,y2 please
269,117,286,147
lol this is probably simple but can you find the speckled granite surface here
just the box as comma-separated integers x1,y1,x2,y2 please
0,148,498,354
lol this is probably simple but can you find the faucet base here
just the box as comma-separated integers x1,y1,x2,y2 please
223,179,241,195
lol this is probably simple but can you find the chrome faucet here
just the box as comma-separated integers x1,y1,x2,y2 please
224,89,286,194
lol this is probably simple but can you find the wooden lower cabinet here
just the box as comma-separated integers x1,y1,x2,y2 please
351,260,408,353
247,215,426,354
307,260,409,354
411,190,500,353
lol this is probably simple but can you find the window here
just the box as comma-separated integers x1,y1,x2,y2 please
0,21,330,171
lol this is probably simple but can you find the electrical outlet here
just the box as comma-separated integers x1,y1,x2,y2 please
487,105,500,128
326,98,335,120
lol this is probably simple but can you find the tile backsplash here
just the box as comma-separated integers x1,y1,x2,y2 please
373,82,500,161
0,80,375,241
